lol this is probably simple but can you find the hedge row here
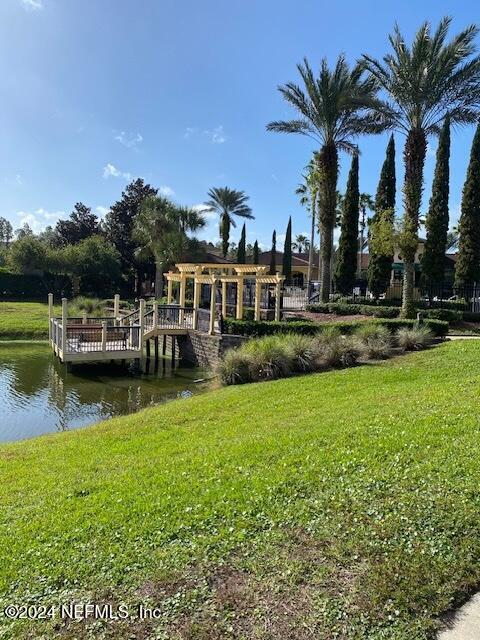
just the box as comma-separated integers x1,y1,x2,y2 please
306,302,400,318
223,317,448,338
307,301,467,323
335,296,468,311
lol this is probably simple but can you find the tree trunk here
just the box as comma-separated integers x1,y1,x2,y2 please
401,128,427,318
155,261,163,299
306,198,316,288
318,142,338,302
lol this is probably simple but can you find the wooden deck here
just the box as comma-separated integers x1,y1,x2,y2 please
50,304,196,364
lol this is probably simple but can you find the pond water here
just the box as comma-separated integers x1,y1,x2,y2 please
0,343,209,442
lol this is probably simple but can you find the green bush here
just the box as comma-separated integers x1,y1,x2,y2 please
305,302,330,313
462,311,480,322
423,308,462,322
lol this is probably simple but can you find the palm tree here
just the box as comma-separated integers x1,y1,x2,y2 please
363,18,480,316
267,56,384,301
358,193,374,273
296,157,321,285
292,234,310,253
204,187,254,258
133,196,205,297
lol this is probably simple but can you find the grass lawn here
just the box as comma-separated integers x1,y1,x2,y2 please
0,301,60,340
1,341,480,638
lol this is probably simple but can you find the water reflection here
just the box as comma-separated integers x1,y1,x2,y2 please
0,344,208,442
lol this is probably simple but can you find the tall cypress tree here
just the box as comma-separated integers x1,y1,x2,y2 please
282,217,292,284
455,124,480,287
423,115,450,285
253,240,259,264
269,230,277,275
367,135,396,298
237,223,246,263
334,153,359,294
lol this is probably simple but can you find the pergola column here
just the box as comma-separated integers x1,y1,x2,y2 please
209,279,216,335
275,278,282,321
254,279,262,321
193,276,201,329
179,273,186,323
236,276,244,320
113,293,120,324
221,280,227,318
167,274,173,304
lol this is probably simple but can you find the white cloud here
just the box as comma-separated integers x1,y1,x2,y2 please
183,127,197,139
95,206,109,218
21,0,43,9
183,125,227,144
16,208,65,233
159,185,175,198
114,131,143,149
205,125,226,144
102,163,131,180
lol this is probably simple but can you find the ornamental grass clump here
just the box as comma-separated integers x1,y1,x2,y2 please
242,335,293,381
312,328,362,368
217,350,253,385
355,323,392,359
285,334,316,373
396,326,433,351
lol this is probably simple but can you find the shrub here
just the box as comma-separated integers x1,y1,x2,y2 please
362,305,399,318
396,326,434,351
462,311,480,322
306,303,330,313
423,308,462,322
217,350,253,385
355,323,392,359
243,307,255,321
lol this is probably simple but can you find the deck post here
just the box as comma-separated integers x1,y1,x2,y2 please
139,298,146,350
61,298,68,357
167,275,173,304
48,293,53,343
209,279,216,335
221,280,227,318
153,300,158,328
101,321,107,353
254,279,261,321
236,276,244,320
275,278,281,321
113,294,120,324
82,312,87,325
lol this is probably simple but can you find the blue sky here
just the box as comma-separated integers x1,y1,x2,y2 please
0,0,478,249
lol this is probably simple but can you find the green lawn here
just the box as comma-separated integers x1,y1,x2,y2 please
1,342,480,638
0,301,60,340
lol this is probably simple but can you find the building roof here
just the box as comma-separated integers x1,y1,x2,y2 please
258,250,319,268
204,252,235,264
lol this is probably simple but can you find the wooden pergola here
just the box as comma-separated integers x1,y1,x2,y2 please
164,263,285,329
